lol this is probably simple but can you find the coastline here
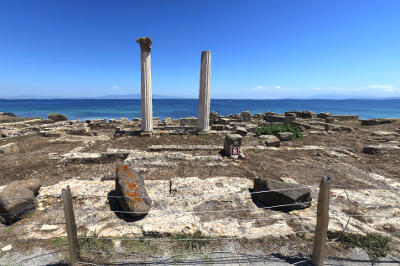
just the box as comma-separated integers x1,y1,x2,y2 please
1,98,400,121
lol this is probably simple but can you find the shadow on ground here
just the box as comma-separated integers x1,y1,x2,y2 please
107,190,147,222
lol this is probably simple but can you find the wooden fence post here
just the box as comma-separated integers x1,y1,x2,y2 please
312,176,332,266
62,185,80,265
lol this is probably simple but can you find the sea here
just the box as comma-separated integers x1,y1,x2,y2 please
0,99,399,121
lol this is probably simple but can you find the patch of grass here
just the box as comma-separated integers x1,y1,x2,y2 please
78,235,114,257
4,225,14,234
255,124,303,138
51,237,68,247
170,231,212,260
339,233,391,262
121,237,160,255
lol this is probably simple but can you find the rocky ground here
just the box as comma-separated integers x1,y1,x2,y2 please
0,111,399,265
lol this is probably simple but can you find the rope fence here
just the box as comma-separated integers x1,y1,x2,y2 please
1,176,399,266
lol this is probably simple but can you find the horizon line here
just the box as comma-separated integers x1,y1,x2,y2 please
1,97,399,101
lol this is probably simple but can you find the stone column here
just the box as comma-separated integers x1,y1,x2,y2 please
198,51,211,131
136,37,153,131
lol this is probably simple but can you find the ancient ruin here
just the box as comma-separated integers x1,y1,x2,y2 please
136,37,153,132
198,51,211,131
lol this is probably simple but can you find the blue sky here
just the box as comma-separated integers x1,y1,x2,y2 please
1,0,400,99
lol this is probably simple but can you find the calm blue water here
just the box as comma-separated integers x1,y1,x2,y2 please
0,99,399,120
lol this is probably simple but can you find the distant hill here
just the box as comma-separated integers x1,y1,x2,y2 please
0,94,186,100
92,94,181,99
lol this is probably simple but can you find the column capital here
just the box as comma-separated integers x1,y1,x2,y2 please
136,37,152,52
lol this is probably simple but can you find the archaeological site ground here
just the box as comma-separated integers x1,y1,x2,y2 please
0,110,399,265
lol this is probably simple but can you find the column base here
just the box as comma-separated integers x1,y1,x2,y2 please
140,131,153,137
196,129,210,135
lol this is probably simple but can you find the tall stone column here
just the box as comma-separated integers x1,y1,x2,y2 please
198,51,211,131
136,37,153,132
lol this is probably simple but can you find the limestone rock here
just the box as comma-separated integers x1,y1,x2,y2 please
209,111,218,124
180,117,198,127
38,130,62,138
317,112,332,119
299,111,315,119
115,165,151,217
245,124,258,133
211,124,224,131
360,118,394,126
0,143,17,154
235,126,248,136
325,124,342,132
289,111,315,119
152,117,160,126
277,132,294,141
259,135,280,147
252,178,311,211
371,131,398,137
240,111,252,122
340,126,354,132
163,117,174,126
0,178,41,224
218,117,230,125
86,119,107,128
361,119,379,126
265,113,285,123
325,117,336,123
363,146,381,155
284,113,296,124
292,121,311,130
65,127,91,136
1,245,12,252
332,115,359,120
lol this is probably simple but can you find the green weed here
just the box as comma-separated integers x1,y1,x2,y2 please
51,237,68,247
78,235,114,257
121,237,160,255
339,233,391,263
170,231,211,256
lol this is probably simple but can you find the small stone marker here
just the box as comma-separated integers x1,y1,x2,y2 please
223,134,245,159
115,164,151,217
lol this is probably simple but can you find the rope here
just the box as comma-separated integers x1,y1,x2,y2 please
0,185,319,201
72,201,313,215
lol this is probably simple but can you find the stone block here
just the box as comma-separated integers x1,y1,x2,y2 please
209,111,218,124
245,124,258,133
223,134,243,158
180,117,198,127
259,135,280,147
277,132,294,141
285,113,296,124
240,111,252,122
252,178,311,211
265,114,285,123
115,165,151,217
363,146,381,155
0,178,41,224
235,126,248,136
